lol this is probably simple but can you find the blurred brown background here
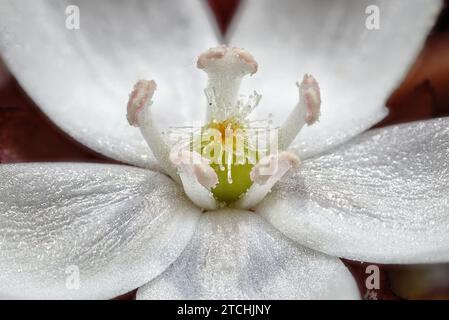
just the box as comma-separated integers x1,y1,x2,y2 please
1,0,449,300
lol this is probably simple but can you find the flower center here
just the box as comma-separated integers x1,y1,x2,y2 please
199,119,256,205
126,46,321,210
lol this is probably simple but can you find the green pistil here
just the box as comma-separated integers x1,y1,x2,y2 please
195,121,257,205
210,160,254,205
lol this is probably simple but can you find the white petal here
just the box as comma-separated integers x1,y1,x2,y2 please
256,117,449,264
229,0,441,158
137,209,359,300
0,163,201,299
0,0,218,169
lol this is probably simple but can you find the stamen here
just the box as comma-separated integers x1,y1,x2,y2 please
278,74,321,150
197,46,258,122
127,80,156,127
237,90,262,119
170,150,219,189
235,151,300,209
169,151,219,210
127,80,179,182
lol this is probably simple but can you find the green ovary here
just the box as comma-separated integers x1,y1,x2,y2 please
210,161,254,204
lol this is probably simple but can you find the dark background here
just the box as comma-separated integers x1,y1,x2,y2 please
1,0,449,300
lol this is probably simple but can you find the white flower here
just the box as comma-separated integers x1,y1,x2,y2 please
0,0,447,300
